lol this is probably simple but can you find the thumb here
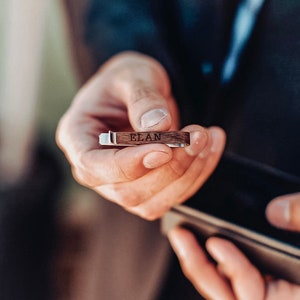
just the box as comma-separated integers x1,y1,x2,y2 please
103,52,179,131
266,193,300,231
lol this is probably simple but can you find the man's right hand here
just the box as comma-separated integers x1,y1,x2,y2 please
56,51,226,220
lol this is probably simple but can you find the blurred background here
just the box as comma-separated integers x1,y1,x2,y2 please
0,1,101,299
0,0,77,180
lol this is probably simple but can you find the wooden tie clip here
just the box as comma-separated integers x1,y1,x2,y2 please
99,131,190,148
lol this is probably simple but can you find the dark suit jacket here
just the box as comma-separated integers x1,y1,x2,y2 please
83,0,300,175
61,0,300,299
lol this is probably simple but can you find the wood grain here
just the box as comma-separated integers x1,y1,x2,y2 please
115,131,190,147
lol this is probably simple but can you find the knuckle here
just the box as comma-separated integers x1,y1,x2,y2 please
168,160,187,178
55,116,68,147
71,152,99,188
114,151,142,182
71,165,93,187
116,163,136,182
131,86,159,104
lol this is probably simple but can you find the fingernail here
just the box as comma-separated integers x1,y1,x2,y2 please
140,109,168,129
143,151,171,168
266,199,290,228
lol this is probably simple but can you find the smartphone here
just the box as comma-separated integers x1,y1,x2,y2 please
161,152,300,284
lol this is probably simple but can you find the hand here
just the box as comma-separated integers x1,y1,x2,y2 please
56,51,226,220
168,192,300,299
169,228,300,300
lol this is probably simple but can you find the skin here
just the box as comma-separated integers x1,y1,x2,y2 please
168,194,300,300
56,51,226,220
56,51,300,298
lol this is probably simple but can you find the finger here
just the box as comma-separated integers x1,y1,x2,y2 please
266,279,300,300
179,127,226,199
57,52,176,167
57,105,173,188
127,127,225,219
56,52,179,192
96,126,210,209
206,237,265,300
70,143,172,188
266,193,300,231
168,227,235,300
100,52,179,131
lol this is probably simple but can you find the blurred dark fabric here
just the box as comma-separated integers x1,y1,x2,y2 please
189,152,300,244
84,0,300,177
0,144,62,300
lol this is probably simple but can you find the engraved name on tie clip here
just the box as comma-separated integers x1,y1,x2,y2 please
99,131,190,148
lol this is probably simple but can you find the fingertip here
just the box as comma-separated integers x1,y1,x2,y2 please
143,147,172,168
206,237,229,264
206,237,265,298
170,231,236,300
168,227,188,247
266,193,300,231
206,237,247,267
265,197,290,229
185,129,209,156
208,126,226,153
168,227,198,259
183,125,226,157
